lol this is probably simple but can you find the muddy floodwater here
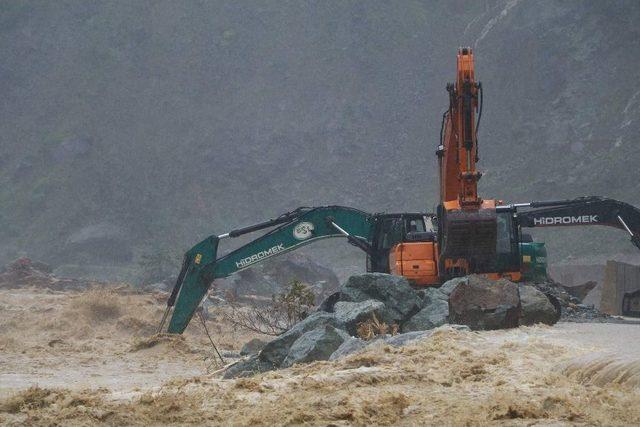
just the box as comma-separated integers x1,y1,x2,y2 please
2,287,640,425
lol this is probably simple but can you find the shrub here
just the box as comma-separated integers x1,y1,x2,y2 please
224,280,316,336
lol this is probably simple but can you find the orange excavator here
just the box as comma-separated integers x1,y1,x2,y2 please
388,47,520,284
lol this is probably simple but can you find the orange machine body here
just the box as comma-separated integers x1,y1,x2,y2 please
384,48,521,286
388,240,520,286
389,242,440,285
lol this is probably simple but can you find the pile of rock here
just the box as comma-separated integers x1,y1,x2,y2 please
224,273,560,378
529,279,617,323
0,257,95,291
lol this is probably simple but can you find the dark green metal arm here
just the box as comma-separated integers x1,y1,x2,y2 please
506,196,640,251
161,206,374,334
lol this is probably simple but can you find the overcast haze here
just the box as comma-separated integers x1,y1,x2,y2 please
1,0,639,280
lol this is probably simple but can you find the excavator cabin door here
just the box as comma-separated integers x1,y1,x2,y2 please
367,213,440,286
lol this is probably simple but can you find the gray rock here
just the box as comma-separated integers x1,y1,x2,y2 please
198,297,218,320
240,338,268,356
281,325,347,367
560,281,598,302
339,273,422,322
334,327,352,341
221,350,240,358
334,299,391,335
329,337,369,360
258,332,300,368
448,275,521,330
402,297,449,332
439,277,469,296
422,287,448,303
519,285,560,326
288,311,344,336
223,355,275,379
258,311,342,367
316,291,342,313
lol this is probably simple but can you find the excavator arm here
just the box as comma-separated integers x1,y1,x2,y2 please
502,196,640,250
159,206,375,334
436,47,500,278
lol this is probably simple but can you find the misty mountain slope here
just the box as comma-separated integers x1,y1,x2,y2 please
0,1,638,273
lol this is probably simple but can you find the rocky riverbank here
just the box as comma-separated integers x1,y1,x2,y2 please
225,273,561,378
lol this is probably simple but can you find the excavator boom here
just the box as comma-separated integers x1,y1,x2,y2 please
436,47,500,278
438,47,483,207
505,196,640,250
161,206,375,334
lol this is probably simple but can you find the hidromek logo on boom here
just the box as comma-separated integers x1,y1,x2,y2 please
236,243,286,268
533,215,599,225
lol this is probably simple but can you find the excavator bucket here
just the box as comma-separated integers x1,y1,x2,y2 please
160,235,219,334
441,209,497,258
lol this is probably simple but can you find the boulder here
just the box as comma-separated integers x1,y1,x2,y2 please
0,257,76,289
448,275,521,330
422,287,449,303
334,299,391,335
439,277,468,296
560,281,598,302
340,273,422,323
402,297,449,332
220,350,240,358
240,338,268,356
519,285,560,326
223,355,275,379
281,325,347,367
258,311,342,367
316,291,342,313
3,258,51,277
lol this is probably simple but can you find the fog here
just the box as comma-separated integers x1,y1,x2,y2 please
1,1,639,281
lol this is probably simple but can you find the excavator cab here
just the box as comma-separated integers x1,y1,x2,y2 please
367,213,440,286
493,211,521,276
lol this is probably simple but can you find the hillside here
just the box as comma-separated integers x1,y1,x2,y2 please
1,1,639,279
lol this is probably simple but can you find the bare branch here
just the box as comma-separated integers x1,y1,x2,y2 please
222,280,315,336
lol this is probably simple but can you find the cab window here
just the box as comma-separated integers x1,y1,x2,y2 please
496,214,512,254
378,218,403,249
406,218,426,233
